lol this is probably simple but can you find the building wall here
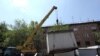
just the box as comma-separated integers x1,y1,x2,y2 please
43,21,100,47
70,23,98,47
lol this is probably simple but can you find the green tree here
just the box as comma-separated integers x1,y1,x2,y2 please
28,21,44,52
0,22,8,46
3,20,39,47
34,28,45,52
28,21,38,34
2,19,44,51
3,20,29,46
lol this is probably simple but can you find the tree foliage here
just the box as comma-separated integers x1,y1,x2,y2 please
3,20,28,46
2,20,40,47
94,31,100,44
1,19,45,50
0,22,8,46
49,23,69,32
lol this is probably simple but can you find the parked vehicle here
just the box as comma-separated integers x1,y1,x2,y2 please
78,45,100,56
0,46,5,56
4,47,21,56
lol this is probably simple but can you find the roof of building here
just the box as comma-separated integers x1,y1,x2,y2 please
47,30,73,33
42,21,100,28
70,21,100,25
79,45,100,49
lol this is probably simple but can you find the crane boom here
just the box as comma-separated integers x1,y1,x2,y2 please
23,6,57,47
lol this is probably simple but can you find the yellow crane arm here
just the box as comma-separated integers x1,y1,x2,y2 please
23,6,57,48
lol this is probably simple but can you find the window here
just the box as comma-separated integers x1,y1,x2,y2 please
85,41,90,46
91,26,96,30
73,28,78,31
77,42,81,47
84,33,89,38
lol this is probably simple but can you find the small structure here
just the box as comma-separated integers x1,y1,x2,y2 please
46,30,78,56
43,21,100,47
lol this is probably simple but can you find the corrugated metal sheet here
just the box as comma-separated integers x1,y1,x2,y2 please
46,31,77,53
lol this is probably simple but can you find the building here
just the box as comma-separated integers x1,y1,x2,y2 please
43,21,100,47
69,21,100,47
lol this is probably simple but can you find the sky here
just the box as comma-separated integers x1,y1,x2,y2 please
0,0,100,26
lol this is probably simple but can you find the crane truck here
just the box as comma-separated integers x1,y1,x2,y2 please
16,6,57,56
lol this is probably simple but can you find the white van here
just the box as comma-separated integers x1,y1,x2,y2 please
78,45,100,56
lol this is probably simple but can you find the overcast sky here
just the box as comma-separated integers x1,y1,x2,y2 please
0,0,100,26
